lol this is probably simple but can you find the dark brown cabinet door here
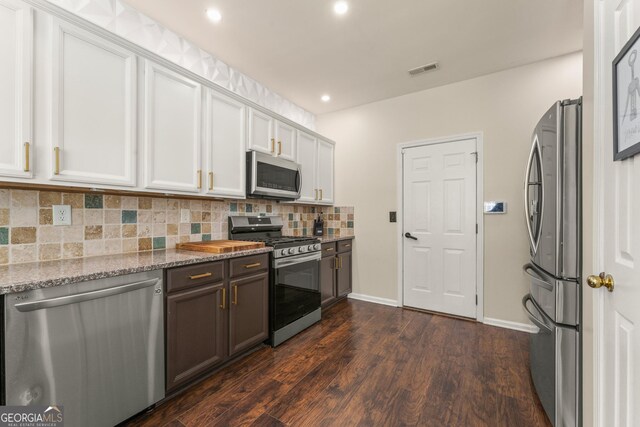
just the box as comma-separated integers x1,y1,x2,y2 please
320,255,337,307
336,252,352,297
166,282,226,391
228,272,269,357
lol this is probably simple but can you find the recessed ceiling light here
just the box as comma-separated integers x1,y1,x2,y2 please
321,94,331,102
206,9,222,23
333,1,348,15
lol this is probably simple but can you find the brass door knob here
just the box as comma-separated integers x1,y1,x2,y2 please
586,272,614,292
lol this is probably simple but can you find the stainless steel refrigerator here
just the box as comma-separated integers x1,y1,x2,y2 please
522,98,581,427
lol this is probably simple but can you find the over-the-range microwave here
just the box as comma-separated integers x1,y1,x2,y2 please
246,150,302,201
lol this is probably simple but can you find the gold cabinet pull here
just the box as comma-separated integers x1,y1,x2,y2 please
325,247,334,252
344,244,351,248
189,272,212,280
24,142,30,172
197,170,202,189
333,257,338,270
209,172,214,190
320,189,323,200
315,189,318,200
233,284,238,305
53,147,60,175
243,262,261,269
278,141,282,155
270,138,275,153
220,287,226,309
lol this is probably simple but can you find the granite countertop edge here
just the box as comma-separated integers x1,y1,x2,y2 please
317,235,355,243
0,247,273,295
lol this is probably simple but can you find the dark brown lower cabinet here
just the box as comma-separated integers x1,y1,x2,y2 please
336,251,352,297
166,282,226,391
320,239,353,308
320,256,337,306
165,254,269,393
229,272,269,356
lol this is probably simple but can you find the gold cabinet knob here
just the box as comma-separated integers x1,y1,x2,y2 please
587,272,615,292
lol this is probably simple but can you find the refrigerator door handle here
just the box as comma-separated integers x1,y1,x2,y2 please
524,135,544,254
523,263,554,291
522,294,552,332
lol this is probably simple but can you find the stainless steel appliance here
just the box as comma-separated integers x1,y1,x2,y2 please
3,270,165,427
229,215,321,346
246,150,302,201
522,98,582,427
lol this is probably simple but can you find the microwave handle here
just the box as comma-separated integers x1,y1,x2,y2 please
295,166,302,198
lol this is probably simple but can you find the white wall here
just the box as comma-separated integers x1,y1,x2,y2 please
316,52,583,324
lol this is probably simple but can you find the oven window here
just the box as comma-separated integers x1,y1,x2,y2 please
273,259,320,330
257,162,298,192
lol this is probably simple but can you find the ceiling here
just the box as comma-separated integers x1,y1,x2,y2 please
123,0,583,115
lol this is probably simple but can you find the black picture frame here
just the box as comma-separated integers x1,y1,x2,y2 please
613,24,640,161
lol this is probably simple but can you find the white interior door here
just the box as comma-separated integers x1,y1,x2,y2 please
143,60,201,193
296,130,318,203
50,19,137,186
0,0,32,179
594,1,640,425
402,138,477,318
205,89,246,198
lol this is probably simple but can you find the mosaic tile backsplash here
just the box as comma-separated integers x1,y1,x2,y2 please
0,189,354,265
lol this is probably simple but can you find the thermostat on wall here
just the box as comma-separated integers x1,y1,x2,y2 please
484,201,507,214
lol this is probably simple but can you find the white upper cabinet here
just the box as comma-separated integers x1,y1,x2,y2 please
0,0,32,179
247,108,275,156
49,19,137,186
296,130,317,203
274,120,296,161
143,60,202,193
205,89,246,198
317,138,335,204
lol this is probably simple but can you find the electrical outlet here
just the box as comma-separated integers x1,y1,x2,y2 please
180,209,191,223
53,205,72,226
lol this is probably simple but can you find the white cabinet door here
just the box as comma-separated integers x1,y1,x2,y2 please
317,139,334,204
296,130,317,203
205,90,246,198
0,0,32,179
143,60,202,193
274,120,296,161
247,108,275,156
50,19,136,186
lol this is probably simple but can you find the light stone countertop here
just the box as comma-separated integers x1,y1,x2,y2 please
0,247,273,295
317,235,355,243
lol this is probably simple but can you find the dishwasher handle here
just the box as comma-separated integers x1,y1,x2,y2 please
14,278,160,312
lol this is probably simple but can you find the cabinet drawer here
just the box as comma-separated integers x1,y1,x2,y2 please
166,261,225,293
229,254,269,278
321,242,336,257
337,240,353,253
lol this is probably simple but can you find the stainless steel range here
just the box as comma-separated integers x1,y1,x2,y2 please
228,215,321,346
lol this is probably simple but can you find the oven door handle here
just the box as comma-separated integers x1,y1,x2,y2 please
522,294,552,332
274,252,321,268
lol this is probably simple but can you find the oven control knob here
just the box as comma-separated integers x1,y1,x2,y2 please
299,246,307,253
307,245,313,251
314,244,321,251
280,249,288,257
288,248,296,255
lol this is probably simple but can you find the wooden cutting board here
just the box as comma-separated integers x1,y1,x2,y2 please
176,240,265,254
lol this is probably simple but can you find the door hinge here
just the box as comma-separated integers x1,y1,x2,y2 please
476,295,478,305
476,223,478,234
471,151,478,163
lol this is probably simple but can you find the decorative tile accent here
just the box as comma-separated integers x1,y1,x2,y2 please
0,189,354,265
85,194,104,209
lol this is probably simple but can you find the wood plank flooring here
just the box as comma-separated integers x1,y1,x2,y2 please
125,299,551,427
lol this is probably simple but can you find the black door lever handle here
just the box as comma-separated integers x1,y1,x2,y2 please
404,232,418,241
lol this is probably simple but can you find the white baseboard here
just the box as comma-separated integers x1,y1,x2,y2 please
347,293,399,307
483,317,539,333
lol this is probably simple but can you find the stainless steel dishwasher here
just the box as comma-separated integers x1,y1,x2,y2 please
3,270,165,427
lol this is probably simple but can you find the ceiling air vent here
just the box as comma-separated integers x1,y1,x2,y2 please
408,62,439,76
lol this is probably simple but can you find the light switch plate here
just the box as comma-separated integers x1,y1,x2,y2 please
53,205,72,225
180,209,191,223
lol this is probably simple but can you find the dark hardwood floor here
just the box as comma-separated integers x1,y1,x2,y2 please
126,299,551,427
